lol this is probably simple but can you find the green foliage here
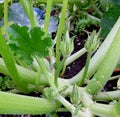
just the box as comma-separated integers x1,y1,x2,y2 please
100,5,120,37
7,24,53,65
77,0,93,10
1,0,120,116
100,0,111,11
0,76,15,91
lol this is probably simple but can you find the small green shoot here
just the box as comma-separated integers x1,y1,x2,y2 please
78,31,99,86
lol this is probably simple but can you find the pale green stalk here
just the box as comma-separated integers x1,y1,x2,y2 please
0,57,70,87
56,95,85,117
78,52,92,86
54,57,67,87
86,27,120,94
20,0,39,28
109,75,120,81
94,90,120,101
3,0,9,41
44,0,53,33
60,59,67,77
29,0,39,27
89,103,115,117
35,57,54,87
82,90,116,117
0,57,48,85
56,0,68,67
35,66,42,90
0,91,60,114
19,0,30,18
65,48,87,66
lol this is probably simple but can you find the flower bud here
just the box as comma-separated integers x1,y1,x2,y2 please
70,84,80,105
85,31,99,53
60,31,74,57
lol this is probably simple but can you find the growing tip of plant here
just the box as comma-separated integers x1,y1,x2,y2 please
85,30,100,53
70,84,80,105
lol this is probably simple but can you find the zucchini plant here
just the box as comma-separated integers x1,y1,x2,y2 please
0,0,120,117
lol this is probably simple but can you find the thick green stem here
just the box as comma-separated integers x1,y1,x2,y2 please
0,57,70,87
56,0,68,68
82,90,116,117
44,0,53,34
82,90,93,106
89,103,115,117
0,30,30,93
86,27,120,94
94,90,120,101
0,91,60,114
0,57,48,85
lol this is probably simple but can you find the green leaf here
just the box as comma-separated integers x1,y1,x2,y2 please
100,5,120,37
7,24,53,65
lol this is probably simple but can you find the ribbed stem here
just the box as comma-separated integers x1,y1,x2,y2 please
86,27,120,94
94,90,120,101
0,91,60,114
